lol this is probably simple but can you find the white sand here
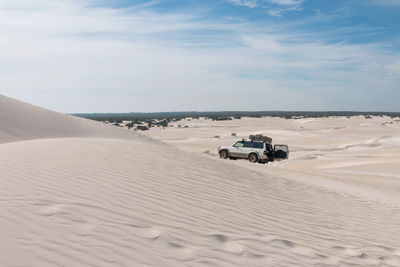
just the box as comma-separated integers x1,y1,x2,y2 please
145,116,400,206
1,94,400,266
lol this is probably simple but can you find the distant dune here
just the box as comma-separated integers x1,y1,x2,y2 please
1,94,399,266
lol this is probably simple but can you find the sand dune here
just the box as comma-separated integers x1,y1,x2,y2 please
1,95,400,266
0,95,133,143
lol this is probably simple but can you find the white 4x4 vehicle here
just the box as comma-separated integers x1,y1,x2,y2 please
218,135,289,163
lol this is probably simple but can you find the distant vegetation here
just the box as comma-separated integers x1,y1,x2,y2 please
73,111,400,131
74,111,400,121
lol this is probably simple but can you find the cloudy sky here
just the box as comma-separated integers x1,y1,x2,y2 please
1,0,399,112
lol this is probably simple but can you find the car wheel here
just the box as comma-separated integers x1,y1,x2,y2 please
248,153,258,163
219,150,228,159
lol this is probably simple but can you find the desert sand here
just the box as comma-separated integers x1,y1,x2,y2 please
1,94,400,266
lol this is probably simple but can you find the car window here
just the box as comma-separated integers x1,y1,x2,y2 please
254,142,263,149
244,141,253,148
243,141,263,148
233,141,244,147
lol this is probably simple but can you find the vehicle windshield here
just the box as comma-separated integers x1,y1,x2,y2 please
233,141,244,147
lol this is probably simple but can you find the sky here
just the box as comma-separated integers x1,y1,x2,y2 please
0,0,399,113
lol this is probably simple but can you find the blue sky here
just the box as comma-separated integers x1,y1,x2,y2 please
0,0,399,112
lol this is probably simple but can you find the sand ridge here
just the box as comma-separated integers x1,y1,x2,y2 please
0,95,139,144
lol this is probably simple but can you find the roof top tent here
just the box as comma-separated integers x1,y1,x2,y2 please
249,134,272,144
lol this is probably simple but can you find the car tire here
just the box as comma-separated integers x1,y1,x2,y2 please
219,150,228,159
248,153,258,163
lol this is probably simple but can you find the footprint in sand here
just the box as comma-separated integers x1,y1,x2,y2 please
167,242,195,260
73,223,95,236
332,245,345,250
210,234,245,255
224,242,245,255
269,239,315,257
130,225,161,240
211,234,228,243
344,248,365,258
269,239,295,248
38,204,61,216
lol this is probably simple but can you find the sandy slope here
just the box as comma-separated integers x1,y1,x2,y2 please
1,95,400,266
0,95,133,143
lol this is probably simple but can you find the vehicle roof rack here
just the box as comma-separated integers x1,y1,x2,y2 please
249,134,272,144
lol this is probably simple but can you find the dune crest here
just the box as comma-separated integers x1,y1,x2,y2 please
0,95,133,144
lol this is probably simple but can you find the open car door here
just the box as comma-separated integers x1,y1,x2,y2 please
274,144,289,160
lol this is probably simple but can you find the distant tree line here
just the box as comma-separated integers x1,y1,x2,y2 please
74,111,400,123
73,111,400,130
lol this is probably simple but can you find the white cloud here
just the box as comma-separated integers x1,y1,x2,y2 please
228,0,304,17
267,0,303,5
0,0,399,112
228,0,303,8
267,9,282,17
242,35,284,52
228,0,258,8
